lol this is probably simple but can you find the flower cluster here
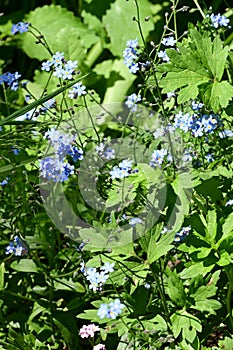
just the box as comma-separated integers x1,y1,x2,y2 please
41,51,78,80
207,13,230,28
80,261,115,292
0,71,21,91
123,38,140,73
110,159,137,179
125,93,141,112
95,143,116,160
39,129,83,182
39,157,75,182
68,82,86,99
79,324,100,338
11,21,29,35
173,111,221,137
174,226,191,243
44,128,83,161
97,298,125,319
150,148,172,167
158,35,176,62
5,236,28,256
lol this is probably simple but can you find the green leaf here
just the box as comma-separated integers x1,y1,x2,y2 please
217,250,233,266
158,28,231,111
10,259,39,273
171,311,202,342
102,0,159,57
217,212,233,247
165,268,186,307
205,210,217,245
147,230,174,263
169,173,192,233
202,80,233,112
22,5,98,62
180,261,215,279
53,278,85,292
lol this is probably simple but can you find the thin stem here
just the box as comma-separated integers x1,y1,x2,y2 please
192,0,205,19
172,0,178,42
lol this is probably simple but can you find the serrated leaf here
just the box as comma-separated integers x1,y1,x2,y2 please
158,28,231,111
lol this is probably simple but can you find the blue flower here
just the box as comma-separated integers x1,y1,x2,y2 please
68,82,86,99
68,147,84,162
205,153,214,163
123,38,140,73
52,51,64,67
41,60,53,72
174,226,191,243
97,303,109,319
101,262,115,274
0,177,9,186
11,22,29,35
39,157,74,182
162,36,176,46
129,217,143,227
219,130,233,138
191,100,204,111
97,299,125,319
150,149,170,167
158,50,170,62
109,159,136,180
208,13,231,28
0,71,21,91
5,236,28,256
125,93,141,112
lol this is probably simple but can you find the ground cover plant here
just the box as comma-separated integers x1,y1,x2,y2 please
0,0,233,349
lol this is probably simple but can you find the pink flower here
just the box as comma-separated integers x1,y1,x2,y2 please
79,324,100,338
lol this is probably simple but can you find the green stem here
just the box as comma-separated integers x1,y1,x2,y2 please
225,268,233,331
134,0,177,177
192,0,205,19
149,264,171,327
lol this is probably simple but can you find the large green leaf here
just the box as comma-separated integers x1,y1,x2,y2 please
22,5,99,62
